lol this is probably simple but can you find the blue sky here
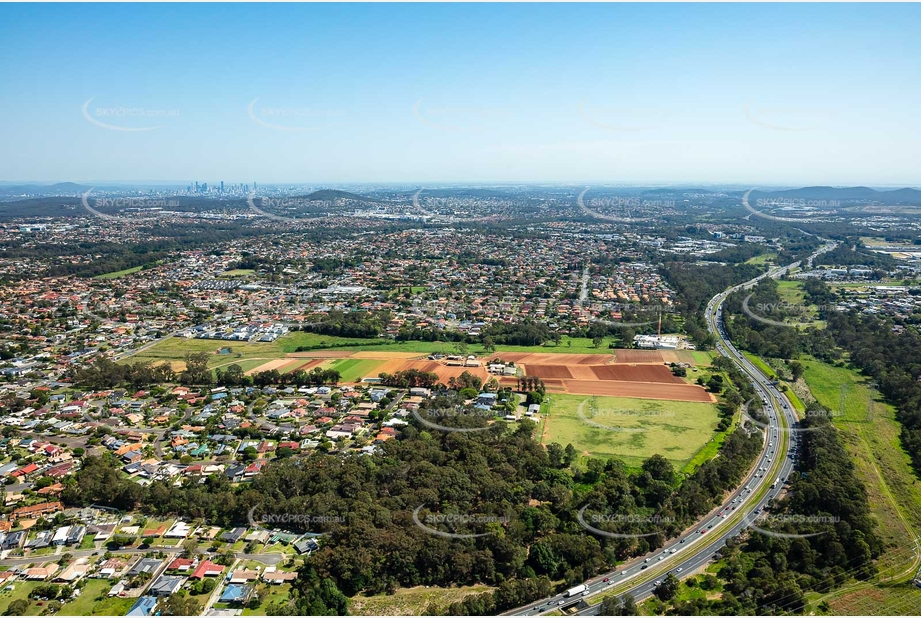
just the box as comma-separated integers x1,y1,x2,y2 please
1,3,920,186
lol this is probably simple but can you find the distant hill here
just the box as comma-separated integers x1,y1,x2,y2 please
750,186,921,205
0,182,91,196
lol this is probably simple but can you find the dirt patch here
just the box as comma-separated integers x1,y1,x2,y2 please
567,365,600,380
660,351,682,364
556,380,716,402
356,359,490,385
245,358,293,375
351,351,427,360
290,358,326,373
285,350,355,359
524,365,574,379
590,365,682,383
489,353,614,365
675,351,700,364
612,349,665,363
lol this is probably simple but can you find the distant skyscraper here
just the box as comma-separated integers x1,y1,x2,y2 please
220,181,224,193
194,181,199,192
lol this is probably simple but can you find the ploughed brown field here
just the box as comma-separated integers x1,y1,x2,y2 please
611,349,668,363
589,364,683,383
492,352,615,365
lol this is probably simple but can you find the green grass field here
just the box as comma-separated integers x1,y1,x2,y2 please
93,265,144,279
745,253,777,265
326,358,387,382
541,393,721,469
800,359,921,611
243,584,292,615
219,269,256,278
59,580,124,616
0,581,43,616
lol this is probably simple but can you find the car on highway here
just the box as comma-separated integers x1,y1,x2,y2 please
640,565,648,570
603,577,610,582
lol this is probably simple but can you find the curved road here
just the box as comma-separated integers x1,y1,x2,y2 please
508,240,835,616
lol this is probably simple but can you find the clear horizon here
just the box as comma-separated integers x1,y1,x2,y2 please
2,3,920,185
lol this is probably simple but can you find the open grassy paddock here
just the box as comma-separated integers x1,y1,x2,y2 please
540,393,721,469
799,359,921,613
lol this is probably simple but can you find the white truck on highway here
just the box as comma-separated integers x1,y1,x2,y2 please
565,584,587,597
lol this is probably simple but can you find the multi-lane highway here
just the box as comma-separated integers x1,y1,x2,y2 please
508,242,834,616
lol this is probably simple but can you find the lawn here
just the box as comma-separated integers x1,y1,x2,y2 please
243,584,292,615
326,358,387,383
800,359,921,604
0,581,43,616
219,269,256,278
60,579,117,616
348,584,494,616
93,265,144,280
745,252,777,265
541,393,721,469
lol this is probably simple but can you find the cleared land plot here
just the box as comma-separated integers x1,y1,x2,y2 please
561,380,715,402
351,351,426,359
491,353,614,365
245,358,293,375
589,365,683,383
612,349,666,363
284,358,326,373
372,359,491,385
524,365,574,379
542,393,721,468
